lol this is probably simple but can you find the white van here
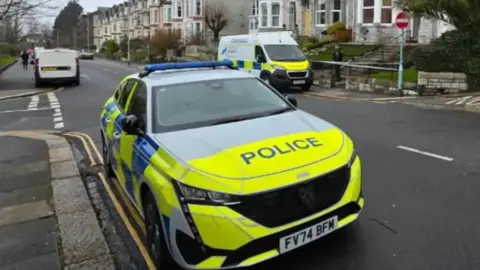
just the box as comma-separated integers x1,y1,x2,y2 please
34,48,80,87
217,31,313,91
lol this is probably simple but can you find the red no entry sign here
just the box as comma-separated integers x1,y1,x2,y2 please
395,12,409,29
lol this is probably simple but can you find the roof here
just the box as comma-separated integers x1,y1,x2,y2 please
220,31,298,45
141,69,255,87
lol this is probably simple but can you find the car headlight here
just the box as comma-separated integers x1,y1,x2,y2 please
272,64,285,70
347,149,358,168
176,182,240,205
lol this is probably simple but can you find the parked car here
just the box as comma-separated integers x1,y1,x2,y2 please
80,50,94,60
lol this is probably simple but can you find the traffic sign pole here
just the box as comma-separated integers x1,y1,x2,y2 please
398,29,404,93
395,12,409,95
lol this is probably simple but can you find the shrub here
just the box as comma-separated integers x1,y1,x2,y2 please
305,35,335,51
326,21,346,35
150,29,182,56
0,44,20,57
412,30,480,90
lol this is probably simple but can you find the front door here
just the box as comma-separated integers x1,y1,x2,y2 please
112,79,137,184
119,80,147,203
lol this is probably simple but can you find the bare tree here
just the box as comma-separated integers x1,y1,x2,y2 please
0,0,58,21
204,3,228,41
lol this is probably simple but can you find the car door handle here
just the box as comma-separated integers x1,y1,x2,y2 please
113,132,121,140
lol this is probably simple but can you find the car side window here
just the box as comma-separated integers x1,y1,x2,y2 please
127,81,147,132
117,79,137,111
113,80,127,101
255,45,266,62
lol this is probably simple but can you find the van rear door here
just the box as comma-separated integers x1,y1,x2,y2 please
38,50,77,79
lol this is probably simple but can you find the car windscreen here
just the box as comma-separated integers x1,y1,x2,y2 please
152,78,294,133
264,44,307,62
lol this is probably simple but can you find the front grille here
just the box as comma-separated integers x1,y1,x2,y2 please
287,71,308,78
228,166,350,228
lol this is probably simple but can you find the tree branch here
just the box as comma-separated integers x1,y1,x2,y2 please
204,3,228,40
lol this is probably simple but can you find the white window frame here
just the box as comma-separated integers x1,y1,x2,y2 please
259,2,268,27
331,0,342,23
194,0,202,16
249,18,258,32
362,0,374,25
194,21,202,34
154,10,158,22
271,2,281,28
315,2,326,26
251,0,259,16
173,1,182,19
163,5,172,23
381,0,392,24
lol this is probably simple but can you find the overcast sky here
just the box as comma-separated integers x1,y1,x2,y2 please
80,0,119,12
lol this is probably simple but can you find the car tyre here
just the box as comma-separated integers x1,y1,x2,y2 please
302,84,312,91
73,78,80,86
144,191,176,269
101,136,114,178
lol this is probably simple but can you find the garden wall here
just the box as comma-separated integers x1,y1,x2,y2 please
417,71,468,93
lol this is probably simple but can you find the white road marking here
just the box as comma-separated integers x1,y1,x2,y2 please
446,96,472,105
396,145,453,161
0,107,52,114
47,92,64,129
28,96,39,110
466,96,480,106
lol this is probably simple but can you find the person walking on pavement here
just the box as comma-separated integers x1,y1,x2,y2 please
332,46,344,82
20,50,29,70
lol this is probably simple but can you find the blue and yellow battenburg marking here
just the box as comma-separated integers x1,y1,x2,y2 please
240,137,322,165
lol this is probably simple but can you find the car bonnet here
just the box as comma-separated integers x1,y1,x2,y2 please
152,110,348,181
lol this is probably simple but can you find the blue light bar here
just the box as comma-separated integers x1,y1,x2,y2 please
144,60,234,72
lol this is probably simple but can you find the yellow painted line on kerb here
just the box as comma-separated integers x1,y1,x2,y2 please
66,132,146,233
63,132,156,270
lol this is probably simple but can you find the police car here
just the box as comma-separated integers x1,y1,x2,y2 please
100,60,364,269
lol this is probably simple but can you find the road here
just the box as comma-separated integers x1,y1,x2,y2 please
1,59,480,270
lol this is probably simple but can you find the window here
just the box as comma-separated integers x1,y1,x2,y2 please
195,0,201,16
249,18,258,31
117,80,137,111
173,2,182,18
127,82,147,132
264,44,306,61
163,6,172,23
271,2,280,27
315,3,326,25
381,0,392,23
194,22,201,34
260,2,267,27
114,80,127,101
154,10,158,22
331,0,341,23
362,0,374,24
251,0,259,15
113,24,116,32
152,78,292,133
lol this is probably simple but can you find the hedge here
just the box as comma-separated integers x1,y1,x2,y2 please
412,30,480,90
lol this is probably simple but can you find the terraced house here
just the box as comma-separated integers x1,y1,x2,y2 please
247,0,454,44
91,0,250,50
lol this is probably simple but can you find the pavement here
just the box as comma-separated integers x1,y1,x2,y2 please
0,132,114,270
0,58,480,269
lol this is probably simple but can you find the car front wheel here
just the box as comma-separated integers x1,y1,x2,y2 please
144,191,176,269
101,136,114,178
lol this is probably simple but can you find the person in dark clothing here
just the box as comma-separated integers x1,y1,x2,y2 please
20,50,29,70
332,47,343,82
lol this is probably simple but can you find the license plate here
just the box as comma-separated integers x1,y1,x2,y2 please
41,67,57,71
293,80,305,85
279,216,338,253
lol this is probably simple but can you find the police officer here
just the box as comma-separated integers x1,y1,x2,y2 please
332,46,343,82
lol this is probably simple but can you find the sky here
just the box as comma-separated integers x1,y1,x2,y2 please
79,0,120,12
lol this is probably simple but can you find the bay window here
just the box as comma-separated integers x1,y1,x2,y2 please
315,3,326,26
163,5,172,23
381,0,392,23
271,2,280,27
195,0,201,16
331,0,341,23
260,2,268,27
363,0,374,24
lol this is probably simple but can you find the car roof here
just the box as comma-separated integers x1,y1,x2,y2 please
138,68,256,87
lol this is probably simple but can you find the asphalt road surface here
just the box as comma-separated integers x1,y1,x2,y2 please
1,59,479,270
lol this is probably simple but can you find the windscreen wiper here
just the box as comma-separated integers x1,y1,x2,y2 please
265,107,294,116
210,116,255,126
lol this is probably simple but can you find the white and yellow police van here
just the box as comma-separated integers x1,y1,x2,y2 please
217,31,313,91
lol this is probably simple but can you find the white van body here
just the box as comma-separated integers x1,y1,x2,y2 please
35,48,80,87
217,31,313,90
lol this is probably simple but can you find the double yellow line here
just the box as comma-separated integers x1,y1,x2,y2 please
64,131,157,270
